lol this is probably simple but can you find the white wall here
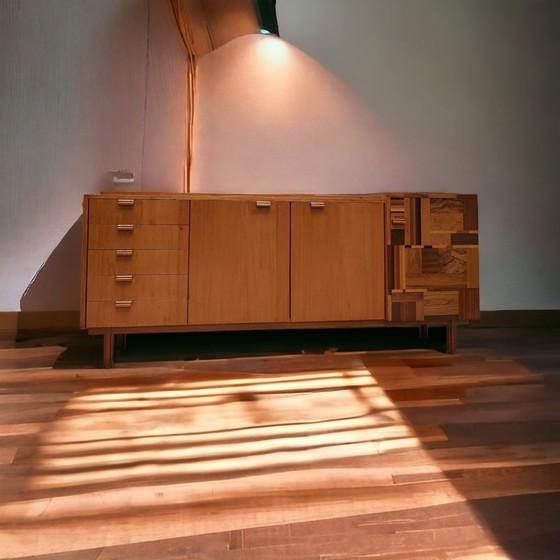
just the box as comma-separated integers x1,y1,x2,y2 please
275,0,560,310
1,0,558,313
192,34,422,193
0,0,187,312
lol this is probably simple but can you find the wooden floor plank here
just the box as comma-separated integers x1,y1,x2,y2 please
0,327,559,559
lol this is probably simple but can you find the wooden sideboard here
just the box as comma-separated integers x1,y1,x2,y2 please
81,193,479,367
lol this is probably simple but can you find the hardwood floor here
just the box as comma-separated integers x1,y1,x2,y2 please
0,326,559,559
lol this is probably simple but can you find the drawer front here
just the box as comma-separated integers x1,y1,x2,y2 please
88,224,188,250
87,275,187,302
88,199,189,225
87,250,188,275
86,300,187,328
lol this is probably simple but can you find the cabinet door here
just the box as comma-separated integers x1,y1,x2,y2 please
291,201,385,322
188,200,290,324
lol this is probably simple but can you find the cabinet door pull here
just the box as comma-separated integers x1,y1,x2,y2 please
256,200,272,208
117,199,135,206
310,201,325,209
117,224,135,231
115,300,133,308
115,275,133,282
116,249,133,257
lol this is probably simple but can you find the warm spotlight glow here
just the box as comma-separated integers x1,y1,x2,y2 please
255,34,290,63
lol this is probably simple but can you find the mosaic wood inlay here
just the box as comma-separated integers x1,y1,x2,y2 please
387,194,479,323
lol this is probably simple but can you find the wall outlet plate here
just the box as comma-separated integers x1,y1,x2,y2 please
112,170,134,183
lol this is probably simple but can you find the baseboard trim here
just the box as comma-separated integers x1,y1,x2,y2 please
0,311,80,331
471,310,560,328
1,310,558,332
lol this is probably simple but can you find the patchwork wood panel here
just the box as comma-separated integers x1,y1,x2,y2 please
406,273,467,289
405,197,421,245
429,233,452,246
466,248,480,289
391,228,405,246
406,247,422,274
429,198,464,232
391,301,418,322
420,198,432,246
451,233,479,245
461,288,480,321
389,198,406,246
387,194,479,323
421,248,467,275
424,291,460,317
391,291,424,322
461,194,479,230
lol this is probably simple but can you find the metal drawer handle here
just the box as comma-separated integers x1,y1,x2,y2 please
256,200,272,208
117,224,135,231
310,201,325,209
116,249,133,257
115,300,133,308
117,199,135,206
115,275,133,282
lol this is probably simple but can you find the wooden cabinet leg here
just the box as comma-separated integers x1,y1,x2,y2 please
446,320,457,354
103,330,115,368
115,334,127,352
419,324,429,340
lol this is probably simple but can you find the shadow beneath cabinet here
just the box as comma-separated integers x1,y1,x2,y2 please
51,326,448,368
106,326,447,365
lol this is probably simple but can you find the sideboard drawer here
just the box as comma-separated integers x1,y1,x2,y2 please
88,198,189,225
87,250,188,275
88,224,189,250
87,275,188,302
86,300,187,328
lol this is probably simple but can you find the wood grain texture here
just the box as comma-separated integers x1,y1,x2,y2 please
421,197,432,245
422,248,467,275
87,249,188,276
291,201,385,322
88,225,189,250
466,248,480,289
188,199,290,325
86,299,187,328
461,195,479,231
451,233,479,245
405,197,421,245
86,275,188,302
391,301,417,322
461,288,481,321
386,194,479,325
429,197,464,232
80,198,90,329
82,192,479,364
88,198,189,225
406,273,467,289
406,247,422,274
0,327,558,559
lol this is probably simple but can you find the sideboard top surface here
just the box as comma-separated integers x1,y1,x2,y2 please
88,192,476,202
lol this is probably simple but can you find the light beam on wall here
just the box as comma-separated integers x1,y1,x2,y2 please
170,0,279,191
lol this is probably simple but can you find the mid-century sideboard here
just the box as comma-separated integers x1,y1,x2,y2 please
81,192,479,367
